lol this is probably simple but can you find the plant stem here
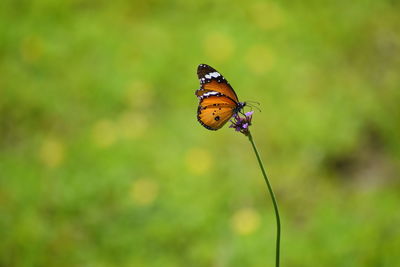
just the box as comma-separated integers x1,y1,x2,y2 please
247,131,281,267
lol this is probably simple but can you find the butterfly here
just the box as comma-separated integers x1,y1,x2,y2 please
195,64,246,130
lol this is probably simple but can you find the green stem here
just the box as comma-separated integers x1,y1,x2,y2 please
247,131,281,267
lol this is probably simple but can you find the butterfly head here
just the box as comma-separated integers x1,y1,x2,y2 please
234,102,246,114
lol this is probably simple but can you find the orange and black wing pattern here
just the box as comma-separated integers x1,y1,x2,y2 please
197,93,237,130
196,64,239,103
195,64,244,130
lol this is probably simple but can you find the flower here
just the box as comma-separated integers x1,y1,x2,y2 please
229,111,254,136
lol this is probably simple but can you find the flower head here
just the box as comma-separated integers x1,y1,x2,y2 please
229,111,254,136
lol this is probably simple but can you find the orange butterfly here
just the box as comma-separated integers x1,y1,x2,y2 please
195,64,246,130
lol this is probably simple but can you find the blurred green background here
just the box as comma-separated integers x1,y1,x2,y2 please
1,0,400,266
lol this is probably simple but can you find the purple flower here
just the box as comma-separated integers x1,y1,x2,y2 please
229,111,254,136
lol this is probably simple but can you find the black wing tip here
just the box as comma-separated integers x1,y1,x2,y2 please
197,63,216,73
197,64,206,72
198,63,209,68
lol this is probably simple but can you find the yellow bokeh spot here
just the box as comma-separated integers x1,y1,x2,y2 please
130,178,159,206
245,44,275,75
186,147,212,175
39,138,65,168
249,2,285,30
124,81,154,110
20,35,43,63
117,112,148,140
92,119,117,148
231,207,261,236
203,33,235,63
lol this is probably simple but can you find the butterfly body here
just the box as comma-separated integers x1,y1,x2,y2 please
195,64,245,130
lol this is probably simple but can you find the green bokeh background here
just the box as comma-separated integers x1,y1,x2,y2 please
1,1,400,266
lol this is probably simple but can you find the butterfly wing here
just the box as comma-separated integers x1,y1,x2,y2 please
197,94,237,130
196,64,239,103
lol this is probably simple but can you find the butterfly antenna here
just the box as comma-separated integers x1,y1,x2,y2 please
246,102,262,112
246,100,261,106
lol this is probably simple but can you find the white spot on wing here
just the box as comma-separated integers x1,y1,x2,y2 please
210,72,221,78
203,91,220,97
